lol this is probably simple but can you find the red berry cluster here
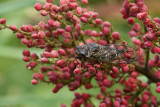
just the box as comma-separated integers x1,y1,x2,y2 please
121,0,160,95
0,0,160,106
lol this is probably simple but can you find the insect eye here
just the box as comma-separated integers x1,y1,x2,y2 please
76,46,80,54
76,46,80,51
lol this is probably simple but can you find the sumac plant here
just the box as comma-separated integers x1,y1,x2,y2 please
1,0,160,106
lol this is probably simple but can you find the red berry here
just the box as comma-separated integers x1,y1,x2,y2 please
70,0,76,2
96,70,103,79
60,0,69,5
44,3,51,11
34,3,43,11
102,27,110,35
0,18,6,24
40,10,48,16
68,3,76,10
83,72,91,78
61,104,67,107
131,72,138,78
63,32,71,39
72,15,79,23
45,31,51,37
141,83,148,88
143,18,151,25
21,38,29,44
82,12,90,18
31,79,38,85
130,5,138,12
76,7,82,15
29,61,37,68
142,94,149,103
30,53,39,60
66,11,73,19
10,25,18,31
151,96,157,106
33,73,44,80
56,60,65,68
88,66,96,73
156,86,160,93
95,18,102,25
38,31,45,39
127,18,135,24
137,12,147,20
100,86,106,93
154,47,160,54
58,49,66,56
137,2,144,7
114,101,120,107
154,55,159,63
53,21,60,28
85,83,92,89
65,25,72,32
75,24,81,32
122,65,130,73
51,50,59,58
144,41,152,47
99,103,106,107
52,4,58,12
128,77,135,84
148,59,155,67
132,23,141,32
74,68,81,74
129,31,136,37
112,66,119,74
16,33,24,39
156,82,160,87
99,32,104,37
157,61,160,68
41,58,49,63
85,29,92,36
81,0,88,5
46,0,53,3
26,25,34,32
32,33,39,39
22,50,30,57
103,79,111,87
80,17,87,23
99,40,107,45
22,56,30,62
155,71,160,79
20,25,26,31
142,104,149,107
43,52,51,58
132,38,141,46
112,32,120,40
103,21,111,27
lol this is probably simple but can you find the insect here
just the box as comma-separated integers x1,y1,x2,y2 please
75,43,142,64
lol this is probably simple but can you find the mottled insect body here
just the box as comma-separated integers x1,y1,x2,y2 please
75,43,125,63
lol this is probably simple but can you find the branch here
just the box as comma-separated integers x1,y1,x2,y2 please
135,64,160,82
144,48,150,71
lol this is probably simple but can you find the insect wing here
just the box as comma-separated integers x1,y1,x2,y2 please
91,45,119,62
75,43,144,64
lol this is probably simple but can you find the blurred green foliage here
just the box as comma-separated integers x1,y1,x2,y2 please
0,0,159,107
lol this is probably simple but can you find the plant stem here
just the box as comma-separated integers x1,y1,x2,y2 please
145,48,149,71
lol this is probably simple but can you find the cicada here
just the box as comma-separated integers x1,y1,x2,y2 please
75,43,143,64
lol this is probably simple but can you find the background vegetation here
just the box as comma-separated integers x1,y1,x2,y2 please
0,0,160,107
